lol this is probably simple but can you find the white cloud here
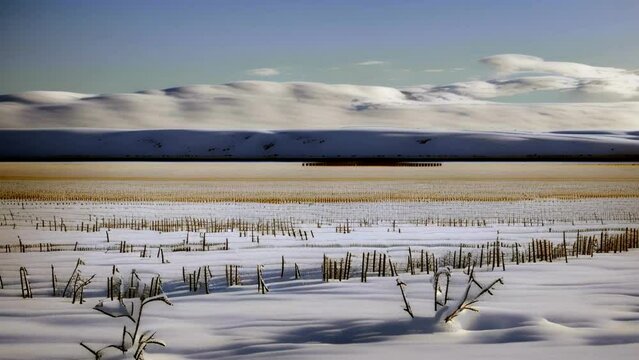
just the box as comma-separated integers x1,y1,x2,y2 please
355,60,386,66
175,55,630,102
2,81,638,131
429,76,578,99
246,68,280,77
476,54,639,99
480,54,626,78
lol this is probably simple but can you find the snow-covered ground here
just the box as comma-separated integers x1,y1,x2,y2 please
0,198,638,359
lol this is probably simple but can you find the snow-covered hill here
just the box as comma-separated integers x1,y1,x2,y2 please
1,75,637,160
1,129,637,160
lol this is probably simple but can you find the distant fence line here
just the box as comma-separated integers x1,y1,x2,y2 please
302,162,443,167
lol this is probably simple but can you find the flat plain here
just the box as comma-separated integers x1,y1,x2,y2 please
0,162,638,359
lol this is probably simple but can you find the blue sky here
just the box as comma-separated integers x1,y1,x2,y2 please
1,0,638,94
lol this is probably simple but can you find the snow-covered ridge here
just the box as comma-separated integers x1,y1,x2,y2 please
1,129,637,160
1,81,638,130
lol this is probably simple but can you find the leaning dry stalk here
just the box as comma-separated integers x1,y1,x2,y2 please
396,278,414,318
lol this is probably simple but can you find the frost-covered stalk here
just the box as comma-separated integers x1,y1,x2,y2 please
442,273,503,323
563,232,568,263
72,274,95,304
294,263,301,279
257,265,269,294
62,258,85,298
433,267,451,311
281,256,285,278
203,266,209,294
19,267,32,298
51,265,56,296
82,292,172,359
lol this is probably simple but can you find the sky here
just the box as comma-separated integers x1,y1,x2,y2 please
1,0,639,96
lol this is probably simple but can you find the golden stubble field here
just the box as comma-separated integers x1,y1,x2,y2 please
0,162,638,202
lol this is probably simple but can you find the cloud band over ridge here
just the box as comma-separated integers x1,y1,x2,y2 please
0,54,637,131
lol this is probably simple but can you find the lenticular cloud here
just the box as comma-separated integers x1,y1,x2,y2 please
476,54,639,100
